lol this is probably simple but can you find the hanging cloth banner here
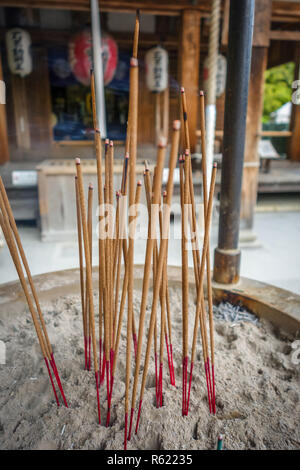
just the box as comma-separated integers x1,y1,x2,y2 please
145,46,168,93
6,28,32,77
68,30,118,87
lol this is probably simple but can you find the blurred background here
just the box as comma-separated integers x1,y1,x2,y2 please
0,1,299,294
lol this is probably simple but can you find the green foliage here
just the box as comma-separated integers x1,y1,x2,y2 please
263,62,295,123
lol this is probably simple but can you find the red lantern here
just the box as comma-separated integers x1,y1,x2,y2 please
69,30,118,86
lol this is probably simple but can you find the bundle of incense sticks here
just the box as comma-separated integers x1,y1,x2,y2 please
0,176,68,408
73,9,217,449
0,10,218,440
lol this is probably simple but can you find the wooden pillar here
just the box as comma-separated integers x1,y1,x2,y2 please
179,9,201,152
0,52,9,164
289,45,300,161
240,0,272,229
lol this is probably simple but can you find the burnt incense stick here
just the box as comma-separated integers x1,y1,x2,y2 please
107,181,142,428
163,190,175,386
75,158,100,424
143,167,160,401
87,183,94,371
0,180,68,407
91,71,106,385
179,155,187,415
124,12,140,448
200,91,216,414
186,164,217,414
75,176,87,370
0,197,63,406
128,137,167,440
108,141,115,380
135,121,180,436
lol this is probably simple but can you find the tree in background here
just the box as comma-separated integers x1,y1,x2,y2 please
263,62,295,123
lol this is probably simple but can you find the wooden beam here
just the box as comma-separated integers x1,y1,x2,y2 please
289,44,300,161
270,30,300,41
0,0,213,15
240,0,271,230
0,52,9,164
179,9,201,152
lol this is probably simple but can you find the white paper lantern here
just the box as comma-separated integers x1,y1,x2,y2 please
203,54,227,98
6,28,32,77
145,46,168,92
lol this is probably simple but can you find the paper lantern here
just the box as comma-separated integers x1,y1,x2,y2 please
5,28,32,77
145,46,168,92
203,54,227,98
69,30,118,87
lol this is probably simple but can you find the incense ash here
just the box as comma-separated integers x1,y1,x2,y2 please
0,288,299,450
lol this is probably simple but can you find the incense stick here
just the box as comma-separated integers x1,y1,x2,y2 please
124,10,140,449
75,176,87,370
186,163,217,414
87,183,93,371
135,121,180,435
128,139,167,439
0,193,64,406
200,91,216,414
75,158,100,424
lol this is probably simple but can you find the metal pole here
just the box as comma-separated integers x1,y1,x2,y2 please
205,0,221,192
213,0,255,284
90,0,107,138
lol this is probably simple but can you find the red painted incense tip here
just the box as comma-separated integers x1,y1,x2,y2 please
109,140,113,147
180,86,185,93
135,399,143,435
212,364,216,414
75,157,81,165
170,344,175,386
44,357,59,407
165,333,173,386
159,362,163,407
137,180,142,187
199,90,204,96
124,412,128,450
84,336,88,370
100,350,106,385
155,352,159,406
105,138,109,144
207,358,213,413
204,361,212,413
182,356,188,416
95,372,101,425
213,162,217,168
50,354,68,408
125,152,129,159
128,407,134,441
89,183,93,190
88,336,91,371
